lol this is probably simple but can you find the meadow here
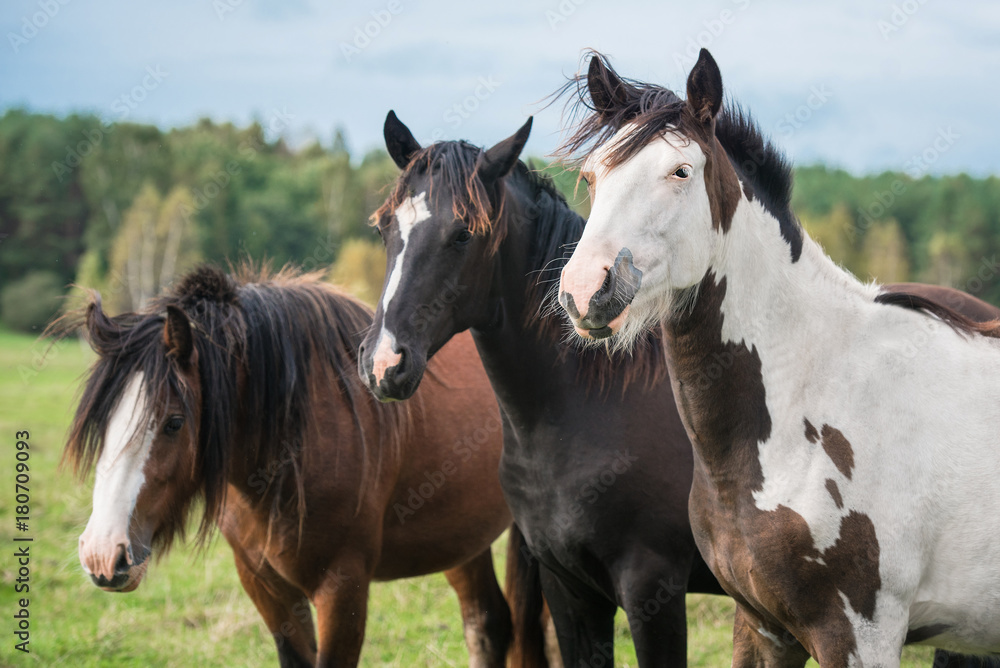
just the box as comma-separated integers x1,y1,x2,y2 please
0,326,936,667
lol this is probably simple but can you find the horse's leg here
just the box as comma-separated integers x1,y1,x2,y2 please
731,604,809,668
541,602,563,668
505,524,551,668
444,547,513,668
311,562,370,668
617,559,691,667
231,550,317,668
538,565,616,668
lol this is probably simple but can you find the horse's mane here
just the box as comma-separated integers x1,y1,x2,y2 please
57,262,406,554
553,51,804,261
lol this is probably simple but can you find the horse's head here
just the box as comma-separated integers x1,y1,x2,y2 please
359,111,532,401
558,49,738,348
71,301,203,592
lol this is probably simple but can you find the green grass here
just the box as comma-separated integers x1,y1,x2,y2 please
0,327,936,666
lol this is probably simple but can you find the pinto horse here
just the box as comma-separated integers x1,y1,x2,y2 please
556,48,1000,666
358,111,729,666
61,264,546,667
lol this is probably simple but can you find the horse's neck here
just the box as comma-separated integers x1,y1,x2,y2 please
470,192,581,428
717,197,877,351
666,199,876,463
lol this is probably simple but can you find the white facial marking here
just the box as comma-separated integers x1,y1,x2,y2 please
380,191,430,309
79,372,155,579
372,327,402,385
372,191,430,377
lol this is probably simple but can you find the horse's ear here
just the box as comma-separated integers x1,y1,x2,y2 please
384,110,422,169
686,49,724,126
587,54,629,116
84,298,110,353
476,117,533,185
163,305,194,366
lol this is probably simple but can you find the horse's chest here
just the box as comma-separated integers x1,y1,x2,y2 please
497,435,647,576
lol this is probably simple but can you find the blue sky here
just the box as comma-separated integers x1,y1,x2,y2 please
2,0,998,175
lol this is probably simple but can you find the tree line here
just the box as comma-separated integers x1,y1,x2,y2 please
1,108,999,331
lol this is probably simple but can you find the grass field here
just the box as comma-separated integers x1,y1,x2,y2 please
0,327,936,667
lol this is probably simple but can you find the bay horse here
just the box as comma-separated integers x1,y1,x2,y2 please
359,110,728,666
556,48,1000,666
60,264,547,667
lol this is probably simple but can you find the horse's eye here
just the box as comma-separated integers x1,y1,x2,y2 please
163,415,184,435
672,165,691,179
454,229,473,246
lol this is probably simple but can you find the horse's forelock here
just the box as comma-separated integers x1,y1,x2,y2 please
64,306,165,470
372,141,507,254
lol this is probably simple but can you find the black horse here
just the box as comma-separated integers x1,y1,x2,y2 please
359,111,725,666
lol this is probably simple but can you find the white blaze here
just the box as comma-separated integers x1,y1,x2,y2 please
79,372,155,578
381,191,431,308
372,191,431,382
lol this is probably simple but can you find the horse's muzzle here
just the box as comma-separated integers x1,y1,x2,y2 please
359,339,426,401
560,247,642,337
89,544,150,592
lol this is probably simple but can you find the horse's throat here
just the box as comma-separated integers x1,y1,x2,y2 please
665,271,773,474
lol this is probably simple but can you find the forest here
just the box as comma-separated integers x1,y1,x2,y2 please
2,107,1000,332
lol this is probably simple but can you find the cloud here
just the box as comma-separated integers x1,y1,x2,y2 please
1,0,997,174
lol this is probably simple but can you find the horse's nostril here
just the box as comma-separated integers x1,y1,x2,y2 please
599,268,613,296
114,547,130,574
394,349,409,377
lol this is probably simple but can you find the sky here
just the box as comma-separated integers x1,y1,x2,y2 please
2,0,999,176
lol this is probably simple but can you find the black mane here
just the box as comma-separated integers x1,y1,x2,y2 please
715,104,802,261
60,263,403,552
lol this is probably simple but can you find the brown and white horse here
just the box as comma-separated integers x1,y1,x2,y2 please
556,50,1000,666
61,264,547,667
